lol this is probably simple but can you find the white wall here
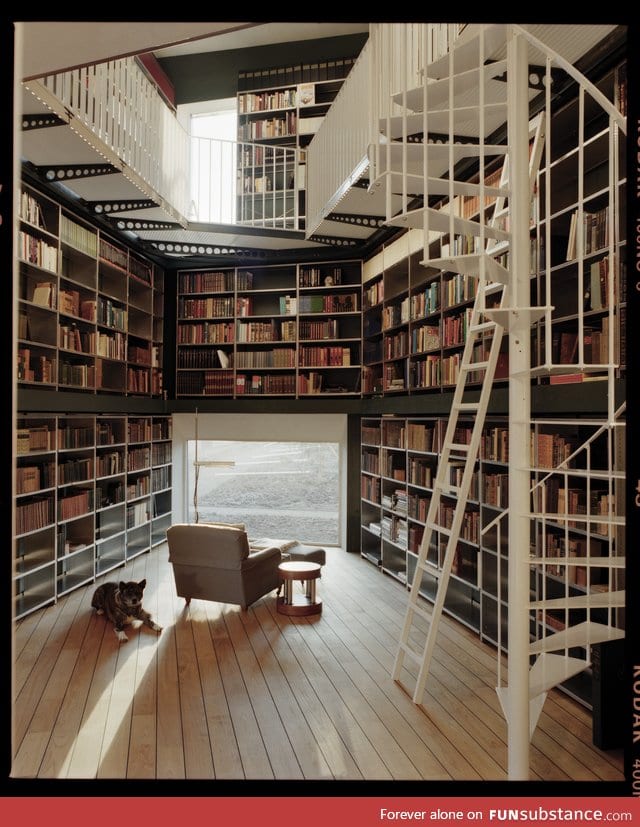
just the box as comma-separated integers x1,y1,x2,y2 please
172,413,349,547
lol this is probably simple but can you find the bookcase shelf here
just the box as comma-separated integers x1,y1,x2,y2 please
13,414,172,619
360,411,623,705
236,60,356,228
17,183,165,397
175,260,362,398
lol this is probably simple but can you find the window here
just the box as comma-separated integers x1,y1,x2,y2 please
187,440,340,545
187,99,238,223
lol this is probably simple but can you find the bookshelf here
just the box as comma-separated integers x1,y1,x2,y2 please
14,414,173,619
236,58,356,228
175,260,362,398
18,183,164,397
359,413,623,707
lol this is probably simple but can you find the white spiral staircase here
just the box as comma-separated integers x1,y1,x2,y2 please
369,22,626,779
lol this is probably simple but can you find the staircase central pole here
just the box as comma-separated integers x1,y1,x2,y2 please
506,27,532,780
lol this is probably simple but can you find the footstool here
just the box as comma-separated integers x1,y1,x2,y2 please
282,542,326,567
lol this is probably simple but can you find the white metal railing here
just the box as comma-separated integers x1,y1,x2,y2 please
306,41,371,235
28,56,307,232
36,57,191,220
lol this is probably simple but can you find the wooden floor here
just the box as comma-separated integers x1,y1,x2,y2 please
12,544,624,782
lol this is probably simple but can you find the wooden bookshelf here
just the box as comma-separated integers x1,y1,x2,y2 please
18,182,164,397
14,414,172,619
175,260,362,398
359,412,623,708
236,59,356,229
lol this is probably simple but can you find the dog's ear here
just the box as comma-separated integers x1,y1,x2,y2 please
119,582,126,591
139,579,147,590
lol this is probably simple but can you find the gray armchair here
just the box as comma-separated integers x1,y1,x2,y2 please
166,523,281,610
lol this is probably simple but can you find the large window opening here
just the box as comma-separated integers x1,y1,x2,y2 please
187,440,340,545
182,98,238,224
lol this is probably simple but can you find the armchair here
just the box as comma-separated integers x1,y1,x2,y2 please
166,523,281,610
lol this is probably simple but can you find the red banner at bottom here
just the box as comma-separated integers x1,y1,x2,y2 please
1,797,639,826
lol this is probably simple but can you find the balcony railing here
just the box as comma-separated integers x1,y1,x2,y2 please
28,57,305,232
190,136,304,230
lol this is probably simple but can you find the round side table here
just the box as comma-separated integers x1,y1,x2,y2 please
277,560,322,616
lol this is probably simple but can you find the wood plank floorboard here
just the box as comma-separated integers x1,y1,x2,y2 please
11,544,624,784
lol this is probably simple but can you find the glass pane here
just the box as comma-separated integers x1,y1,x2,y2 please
187,440,339,544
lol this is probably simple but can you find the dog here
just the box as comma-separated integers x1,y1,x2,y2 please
91,579,162,642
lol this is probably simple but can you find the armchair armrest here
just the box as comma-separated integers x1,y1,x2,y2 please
244,546,281,571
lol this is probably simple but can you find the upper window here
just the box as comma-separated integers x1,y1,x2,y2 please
185,99,238,224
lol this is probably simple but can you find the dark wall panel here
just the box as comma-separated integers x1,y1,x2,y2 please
158,33,368,104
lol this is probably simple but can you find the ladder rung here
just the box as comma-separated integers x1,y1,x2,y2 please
453,402,479,411
448,442,470,452
469,321,496,333
483,282,506,295
417,560,440,577
462,360,488,371
398,642,423,664
435,480,461,495
427,522,451,536
408,597,434,619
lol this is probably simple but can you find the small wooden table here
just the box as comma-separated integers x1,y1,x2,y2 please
277,561,322,616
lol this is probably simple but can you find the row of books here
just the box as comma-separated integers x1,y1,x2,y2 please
18,349,55,384
127,367,150,394
532,432,574,469
410,355,440,389
236,373,296,395
408,458,434,489
58,489,94,522
126,502,150,529
382,299,410,331
361,450,380,474
238,88,298,113
127,477,150,499
381,450,406,480
298,346,352,367
409,320,440,353
238,114,297,141
442,309,472,348
382,488,408,516
298,293,358,313
384,331,408,361
204,370,235,395
299,267,343,287
129,421,153,443
16,462,56,495
481,427,509,463
440,504,479,544
96,451,123,478
178,347,230,369
361,474,380,503
20,232,58,272
20,191,47,230
59,457,93,485
364,280,384,310
97,298,128,330
235,349,295,368
178,297,235,319
238,57,355,92
177,322,235,344
410,285,440,319
362,425,381,446
60,215,97,258
178,271,236,294
127,448,150,472
566,206,610,260
152,466,171,491
99,237,128,271
483,473,509,508
59,361,95,388
408,494,430,523
152,443,172,466
16,497,55,535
